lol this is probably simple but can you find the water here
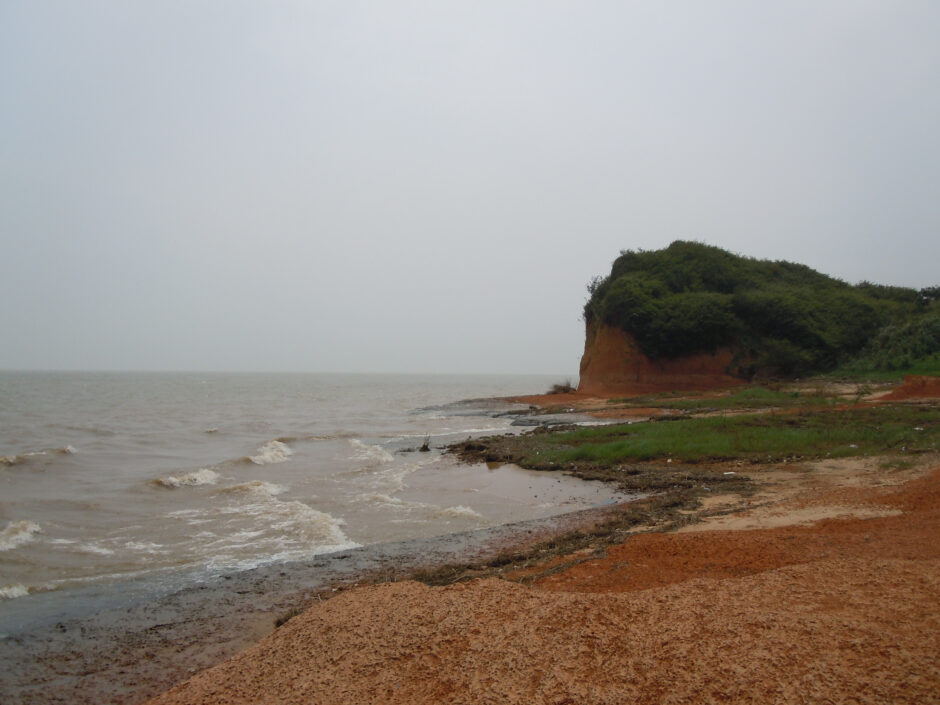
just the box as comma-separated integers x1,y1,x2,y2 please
0,372,624,603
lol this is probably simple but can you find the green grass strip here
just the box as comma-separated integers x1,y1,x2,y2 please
526,406,938,465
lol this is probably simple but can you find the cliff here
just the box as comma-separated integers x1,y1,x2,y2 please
577,322,743,396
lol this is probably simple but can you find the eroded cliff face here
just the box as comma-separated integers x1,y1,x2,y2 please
577,322,743,396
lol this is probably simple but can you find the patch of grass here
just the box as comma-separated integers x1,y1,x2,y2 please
879,459,915,471
451,405,939,471
604,386,845,412
833,353,940,382
528,406,938,465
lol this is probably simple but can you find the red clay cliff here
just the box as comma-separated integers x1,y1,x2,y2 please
577,322,743,396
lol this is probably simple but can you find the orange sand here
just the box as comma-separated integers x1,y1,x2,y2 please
148,464,940,705
880,375,940,401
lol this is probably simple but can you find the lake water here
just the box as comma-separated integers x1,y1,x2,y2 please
0,372,626,603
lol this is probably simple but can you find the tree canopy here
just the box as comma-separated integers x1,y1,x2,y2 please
583,241,935,377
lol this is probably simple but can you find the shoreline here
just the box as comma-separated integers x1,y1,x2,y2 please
148,457,940,705
5,379,937,704
0,496,634,705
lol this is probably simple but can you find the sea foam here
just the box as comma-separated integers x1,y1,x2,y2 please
0,445,75,466
208,483,359,568
217,480,289,498
249,440,293,465
0,584,30,600
0,520,42,551
154,468,220,488
349,439,394,463
434,505,484,520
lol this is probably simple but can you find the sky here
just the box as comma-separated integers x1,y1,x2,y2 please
1,1,938,375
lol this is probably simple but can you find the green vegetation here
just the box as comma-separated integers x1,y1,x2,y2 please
836,309,940,379
610,386,835,411
526,407,937,465
547,379,575,394
453,406,938,471
583,241,938,377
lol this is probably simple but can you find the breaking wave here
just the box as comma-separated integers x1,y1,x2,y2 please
206,484,359,569
153,468,220,488
0,520,42,551
0,583,30,600
0,445,75,467
349,439,394,463
433,505,484,520
216,480,289,498
358,493,433,512
248,440,293,465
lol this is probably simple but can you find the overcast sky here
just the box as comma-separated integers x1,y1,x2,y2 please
1,1,938,375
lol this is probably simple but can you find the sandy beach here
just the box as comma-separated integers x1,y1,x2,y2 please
146,453,940,704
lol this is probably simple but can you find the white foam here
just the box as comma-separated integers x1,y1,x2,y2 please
0,446,75,466
217,480,288,498
349,439,394,464
269,499,360,553
0,584,29,600
0,520,42,551
154,468,221,488
206,489,360,570
249,440,293,465
434,505,484,520
359,493,433,511
124,540,165,553
76,543,115,555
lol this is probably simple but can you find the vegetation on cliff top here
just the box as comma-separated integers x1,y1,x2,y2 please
583,241,938,377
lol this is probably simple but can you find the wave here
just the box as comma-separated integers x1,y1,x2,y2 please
215,480,288,498
0,445,75,467
153,468,220,489
358,493,433,512
0,520,42,551
207,485,359,569
75,543,115,555
349,439,394,464
0,583,30,600
123,540,165,553
433,505,484,520
267,501,357,554
248,440,293,465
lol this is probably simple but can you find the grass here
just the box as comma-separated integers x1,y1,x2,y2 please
528,406,938,465
608,386,835,411
452,405,939,471
832,353,940,382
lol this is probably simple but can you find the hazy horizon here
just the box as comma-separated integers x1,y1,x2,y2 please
2,2,938,375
